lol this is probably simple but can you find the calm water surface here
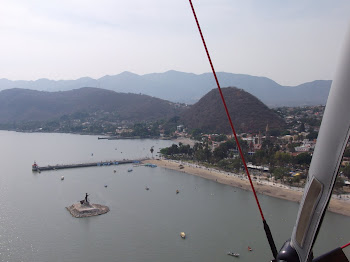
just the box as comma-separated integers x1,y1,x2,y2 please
0,131,348,262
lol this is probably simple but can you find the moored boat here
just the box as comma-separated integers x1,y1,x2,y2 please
227,252,239,257
180,232,186,239
32,161,39,171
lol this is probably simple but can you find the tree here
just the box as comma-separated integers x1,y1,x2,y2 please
343,148,350,157
191,129,202,140
294,153,312,165
193,141,211,162
334,177,345,192
292,175,301,185
342,164,350,179
213,145,228,160
306,131,318,140
287,143,296,152
270,129,282,136
169,144,179,155
212,134,227,142
262,139,273,150
217,158,242,172
274,151,292,166
132,123,149,137
252,150,268,165
179,144,192,155
272,167,289,180
160,144,179,156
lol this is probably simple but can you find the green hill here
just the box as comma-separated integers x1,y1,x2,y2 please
181,87,285,134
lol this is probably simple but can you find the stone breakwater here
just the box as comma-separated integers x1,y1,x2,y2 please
66,203,110,218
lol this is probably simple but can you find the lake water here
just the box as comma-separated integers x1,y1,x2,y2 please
0,131,348,262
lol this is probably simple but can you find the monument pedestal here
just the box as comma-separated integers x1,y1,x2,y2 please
66,202,110,218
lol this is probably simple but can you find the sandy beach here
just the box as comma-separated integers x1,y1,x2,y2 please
145,159,350,217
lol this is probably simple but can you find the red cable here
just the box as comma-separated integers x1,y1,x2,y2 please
342,242,350,249
188,0,265,221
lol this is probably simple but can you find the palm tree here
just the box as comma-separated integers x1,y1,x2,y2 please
150,146,154,159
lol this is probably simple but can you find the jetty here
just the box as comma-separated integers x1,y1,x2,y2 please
32,159,146,172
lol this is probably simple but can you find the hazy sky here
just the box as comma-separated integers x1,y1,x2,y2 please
0,0,349,85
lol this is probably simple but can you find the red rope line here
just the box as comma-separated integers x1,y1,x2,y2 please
342,242,350,249
188,0,265,221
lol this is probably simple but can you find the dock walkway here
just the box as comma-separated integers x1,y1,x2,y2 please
32,159,147,172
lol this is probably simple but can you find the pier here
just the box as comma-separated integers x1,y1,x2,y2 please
32,159,147,172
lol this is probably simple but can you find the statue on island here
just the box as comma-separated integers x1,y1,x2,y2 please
79,193,90,206
67,193,110,218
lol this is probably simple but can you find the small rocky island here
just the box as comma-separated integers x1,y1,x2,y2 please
66,193,110,218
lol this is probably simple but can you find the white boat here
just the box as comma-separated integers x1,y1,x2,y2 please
32,161,38,171
227,252,239,257
61,176,64,180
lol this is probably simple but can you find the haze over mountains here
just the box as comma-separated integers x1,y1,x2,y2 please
0,71,331,107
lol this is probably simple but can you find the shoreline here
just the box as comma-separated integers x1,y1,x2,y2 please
146,159,350,217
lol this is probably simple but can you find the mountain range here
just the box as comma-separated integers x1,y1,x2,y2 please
0,71,331,107
0,88,185,124
0,87,284,135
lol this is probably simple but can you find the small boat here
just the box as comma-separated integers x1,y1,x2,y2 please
128,169,133,172
227,252,239,257
113,170,116,173
248,246,253,251
176,190,179,194
104,184,108,188
61,176,64,180
32,161,38,171
145,187,149,190
144,163,157,168
180,232,186,239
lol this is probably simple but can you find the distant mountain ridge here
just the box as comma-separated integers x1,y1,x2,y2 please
0,71,332,107
0,87,284,135
0,87,184,124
